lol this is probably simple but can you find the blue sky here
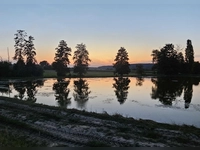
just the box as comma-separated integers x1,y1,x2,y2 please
0,0,200,66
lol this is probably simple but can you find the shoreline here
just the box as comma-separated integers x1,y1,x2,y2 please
0,96,200,147
1,69,200,80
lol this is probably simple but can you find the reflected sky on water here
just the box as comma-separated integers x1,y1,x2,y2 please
1,77,200,127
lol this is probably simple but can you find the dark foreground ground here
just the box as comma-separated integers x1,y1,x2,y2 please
0,96,200,147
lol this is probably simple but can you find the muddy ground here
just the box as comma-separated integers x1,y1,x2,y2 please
0,96,200,147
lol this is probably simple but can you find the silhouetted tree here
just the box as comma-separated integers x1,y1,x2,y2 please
73,78,91,109
73,43,91,77
151,44,184,75
0,61,12,77
13,30,26,64
177,51,186,73
151,49,160,64
151,49,160,74
192,61,200,74
24,36,37,66
113,77,130,104
13,30,26,76
24,36,39,76
53,78,71,108
13,30,42,77
39,60,52,70
185,39,194,73
113,47,130,76
12,62,26,77
40,60,49,67
53,40,71,76
51,61,57,69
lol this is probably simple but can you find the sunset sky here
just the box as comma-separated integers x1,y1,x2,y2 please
0,0,200,67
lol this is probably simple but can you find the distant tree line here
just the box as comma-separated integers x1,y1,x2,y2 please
1,30,200,78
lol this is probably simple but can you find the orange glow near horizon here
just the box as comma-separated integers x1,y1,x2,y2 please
37,52,152,67
3,45,152,67
34,44,153,67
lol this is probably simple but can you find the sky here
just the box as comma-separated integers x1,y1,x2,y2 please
0,0,200,67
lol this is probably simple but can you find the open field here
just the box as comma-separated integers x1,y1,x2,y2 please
43,69,119,78
43,70,58,78
0,96,200,147
1,69,198,80
43,69,155,78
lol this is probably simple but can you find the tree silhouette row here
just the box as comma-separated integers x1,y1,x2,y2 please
0,30,200,77
151,40,200,75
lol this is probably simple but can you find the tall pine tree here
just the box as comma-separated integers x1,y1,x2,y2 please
73,43,91,77
13,30,27,66
185,39,194,73
53,40,71,76
113,47,130,76
24,36,37,66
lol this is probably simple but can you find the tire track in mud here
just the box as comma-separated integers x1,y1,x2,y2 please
0,100,135,147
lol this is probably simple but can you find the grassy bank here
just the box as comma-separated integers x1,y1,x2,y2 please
0,96,200,147
43,70,200,78
1,69,200,80
0,96,199,131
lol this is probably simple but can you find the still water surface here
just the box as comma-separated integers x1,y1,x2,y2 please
1,77,200,127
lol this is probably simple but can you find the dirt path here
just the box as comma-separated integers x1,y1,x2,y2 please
0,96,200,147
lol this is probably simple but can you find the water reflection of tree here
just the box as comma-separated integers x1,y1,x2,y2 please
151,77,200,108
73,78,91,109
184,81,193,109
13,82,26,100
135,76,144,86
26,80,43,103
151,77,184,106
53,78,71,108
13,79,44,103
0,82,11,96
113,77,130,104
183,78,200,109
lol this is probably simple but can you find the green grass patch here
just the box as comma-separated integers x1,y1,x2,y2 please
42,69,157,78
43,70,57,78
85,70,114,77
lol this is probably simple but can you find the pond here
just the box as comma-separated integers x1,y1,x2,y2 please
0,77,200,128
